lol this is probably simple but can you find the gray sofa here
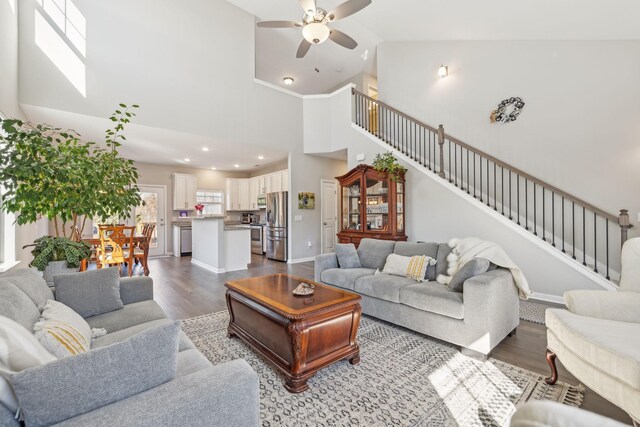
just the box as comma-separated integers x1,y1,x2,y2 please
0,268,259,426
315,239,519,357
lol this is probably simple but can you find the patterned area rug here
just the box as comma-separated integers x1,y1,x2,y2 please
182,311,582,427
519,300,556,324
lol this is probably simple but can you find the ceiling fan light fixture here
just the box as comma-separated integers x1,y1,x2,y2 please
283,77,294,85
302,22,330,44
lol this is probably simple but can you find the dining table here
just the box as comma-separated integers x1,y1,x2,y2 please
81,236,151,276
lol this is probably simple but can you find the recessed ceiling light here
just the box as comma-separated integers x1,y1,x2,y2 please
202,147,209,152
184,158,190,162
258,155,264,160
283,77,294,86
234,164,240,168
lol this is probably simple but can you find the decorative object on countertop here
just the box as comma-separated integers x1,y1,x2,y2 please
292,282,315,296
297,192,315,209
490,97,525,123
179,211,189,217
371,151,407,182
194,203,205,217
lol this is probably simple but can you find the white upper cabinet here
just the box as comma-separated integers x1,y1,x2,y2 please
249,177,260,210
238,179,250,211
173,173,197,210
225,169,288,211
280,170,289,192
269,172,282,193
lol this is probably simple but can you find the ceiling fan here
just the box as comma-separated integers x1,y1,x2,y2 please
256,0,372,58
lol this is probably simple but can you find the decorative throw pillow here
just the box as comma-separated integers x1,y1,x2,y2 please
54,267,123,318
381,253,435,282
335,243,361,269
12,321,181,427
0,316,56,413
447,258,491,292
34,300,105,358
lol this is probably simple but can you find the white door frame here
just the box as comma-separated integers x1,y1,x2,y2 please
137,184,168,257
320,179,338,254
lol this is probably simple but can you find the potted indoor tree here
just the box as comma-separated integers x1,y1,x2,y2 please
0,104,141,282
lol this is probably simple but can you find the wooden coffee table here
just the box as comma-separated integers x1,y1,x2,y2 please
225,273,362,393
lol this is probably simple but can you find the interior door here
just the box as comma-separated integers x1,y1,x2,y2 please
132,185,166,257
321,179,338,253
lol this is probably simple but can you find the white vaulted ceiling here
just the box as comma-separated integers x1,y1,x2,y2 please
229,0,640,93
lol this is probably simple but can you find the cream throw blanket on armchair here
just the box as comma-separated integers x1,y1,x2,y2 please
437,237,533,299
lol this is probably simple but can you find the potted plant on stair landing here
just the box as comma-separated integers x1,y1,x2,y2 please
0,104,142,283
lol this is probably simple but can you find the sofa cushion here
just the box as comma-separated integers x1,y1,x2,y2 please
321,268,376,291
435,243,453,277
176,349,212,378
354,274,418,303
399,282,464,319
357,238,396,270
395,242,439,280
0,269,53,307
12,321,181,427
54,267,123,318
91,319,193,352
85,300,167,333
335,243,361,268
448,258,491,292
0,280,40,330
546,308,640,390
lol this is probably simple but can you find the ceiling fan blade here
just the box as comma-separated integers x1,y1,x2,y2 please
299,0,317,14
327,0,372,21
256,21,302,28
328,29,358,50
296,39,312,58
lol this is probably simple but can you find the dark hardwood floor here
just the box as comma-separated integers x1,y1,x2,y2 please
146,255,632,425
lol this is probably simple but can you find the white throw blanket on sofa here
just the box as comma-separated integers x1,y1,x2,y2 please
437,237,532,299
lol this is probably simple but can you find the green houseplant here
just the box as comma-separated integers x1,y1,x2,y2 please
0,104,141,275
372,151,407,181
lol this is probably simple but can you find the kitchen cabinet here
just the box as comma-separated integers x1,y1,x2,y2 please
281,170,289,192
259,176,266,195
249,177,260,210
225,178,251,211
269,172,282,193
173,173,197,210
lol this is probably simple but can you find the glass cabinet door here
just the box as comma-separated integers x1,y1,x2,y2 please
342,178,361,231
396,181,404,233
364,175,389,232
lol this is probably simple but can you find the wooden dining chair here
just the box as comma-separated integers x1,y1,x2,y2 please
132,223,155,271
97,225,135,276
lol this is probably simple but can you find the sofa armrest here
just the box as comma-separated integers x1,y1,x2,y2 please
119,276,154,305
511,401,628,427
564,290,640,323
462,269,520,348
314,253,338,282
54,360,260,427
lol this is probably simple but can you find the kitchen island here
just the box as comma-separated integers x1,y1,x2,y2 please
191,216,251,273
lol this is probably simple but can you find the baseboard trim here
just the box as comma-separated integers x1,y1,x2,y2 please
287,257,315,264
529,292,565,306
191,259,226,274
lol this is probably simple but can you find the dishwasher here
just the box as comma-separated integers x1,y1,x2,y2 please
173,225,192,256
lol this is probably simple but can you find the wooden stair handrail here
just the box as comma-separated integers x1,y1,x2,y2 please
352,88,623,224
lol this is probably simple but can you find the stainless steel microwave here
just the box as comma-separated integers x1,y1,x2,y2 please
257,195,266,208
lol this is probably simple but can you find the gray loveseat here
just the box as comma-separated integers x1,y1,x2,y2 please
315,239,519,357
0,268,259,426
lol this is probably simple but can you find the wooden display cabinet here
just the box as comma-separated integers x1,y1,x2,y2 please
336,164,407,247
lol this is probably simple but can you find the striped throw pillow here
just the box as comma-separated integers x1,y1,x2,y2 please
34,300,93,358
381,253,435,282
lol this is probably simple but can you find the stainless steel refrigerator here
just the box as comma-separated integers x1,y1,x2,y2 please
266,191,288,262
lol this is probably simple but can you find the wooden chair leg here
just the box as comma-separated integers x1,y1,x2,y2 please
545,349,559,385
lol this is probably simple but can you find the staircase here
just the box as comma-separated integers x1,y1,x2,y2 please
351,88,632,283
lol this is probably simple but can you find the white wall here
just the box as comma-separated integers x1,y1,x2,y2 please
377,41,640,236
18,0,303,154
0,0,45,268
288,152,347,261
303,85,355,155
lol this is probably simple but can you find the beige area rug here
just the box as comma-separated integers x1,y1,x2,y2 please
182,311,583,427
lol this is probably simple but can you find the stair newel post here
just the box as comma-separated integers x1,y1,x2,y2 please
618,209,632,247
437,124,445,179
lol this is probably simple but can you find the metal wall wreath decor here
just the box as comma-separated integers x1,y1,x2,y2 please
490,97,525,124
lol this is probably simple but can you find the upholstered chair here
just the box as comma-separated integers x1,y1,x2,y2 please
545,237,640,426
